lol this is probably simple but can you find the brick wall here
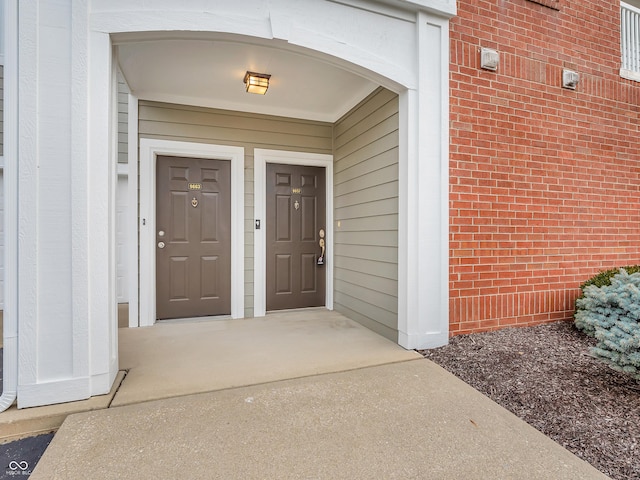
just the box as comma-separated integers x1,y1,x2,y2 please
449,0,640,335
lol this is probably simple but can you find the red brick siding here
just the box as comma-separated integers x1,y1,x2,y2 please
449,0,640,335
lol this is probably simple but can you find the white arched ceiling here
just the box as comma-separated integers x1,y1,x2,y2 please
115,33,381,122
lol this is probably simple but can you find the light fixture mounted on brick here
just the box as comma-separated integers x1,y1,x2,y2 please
244,71,271,95
562,69,579,90
480,47,499,71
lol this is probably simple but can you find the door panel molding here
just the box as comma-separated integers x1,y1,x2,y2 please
139,139,244,326
254,149,333,317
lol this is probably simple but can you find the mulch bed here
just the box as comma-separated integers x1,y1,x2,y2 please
418,321,640,480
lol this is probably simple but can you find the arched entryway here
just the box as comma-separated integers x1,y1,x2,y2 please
100,1,453,350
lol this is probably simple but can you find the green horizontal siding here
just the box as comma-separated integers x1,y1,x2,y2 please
333,88,399,342
117,70,129,164
139,101,332,317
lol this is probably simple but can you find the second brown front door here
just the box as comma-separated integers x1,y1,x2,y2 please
156,156,231,319
266,163,326,311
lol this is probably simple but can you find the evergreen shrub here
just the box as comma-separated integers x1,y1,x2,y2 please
574,269,640,380
579,265,640,292
575,265,640,335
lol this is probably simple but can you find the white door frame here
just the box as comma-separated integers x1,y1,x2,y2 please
253,149,334,317
139,138,245,326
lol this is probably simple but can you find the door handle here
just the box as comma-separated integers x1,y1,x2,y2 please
317,229,325,265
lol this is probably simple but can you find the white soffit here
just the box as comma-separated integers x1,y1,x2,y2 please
116,35,379,123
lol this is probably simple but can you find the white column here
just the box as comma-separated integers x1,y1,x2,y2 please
16,0,117,407
17,0,91,407
398,11,450,349
87,30,118,396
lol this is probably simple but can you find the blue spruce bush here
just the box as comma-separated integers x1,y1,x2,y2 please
574,269,640,380
574,264,640,335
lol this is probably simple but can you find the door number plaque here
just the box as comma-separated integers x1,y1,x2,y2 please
188,183,202,190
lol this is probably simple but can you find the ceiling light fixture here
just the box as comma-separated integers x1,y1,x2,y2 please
244,71,271,95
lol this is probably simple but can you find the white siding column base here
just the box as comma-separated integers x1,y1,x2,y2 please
398,331,449,351
18,378,90,410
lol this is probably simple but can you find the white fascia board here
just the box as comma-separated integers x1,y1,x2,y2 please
334,0,456,17
91,10,271,39
400,0,456,16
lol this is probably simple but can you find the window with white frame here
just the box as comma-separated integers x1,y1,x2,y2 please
621,1,640,81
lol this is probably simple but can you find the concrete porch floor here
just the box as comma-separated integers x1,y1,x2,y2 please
4,310,607,479
1,309,419,441
114,309,421,407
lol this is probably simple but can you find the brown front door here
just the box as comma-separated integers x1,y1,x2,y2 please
156,156,231,319
266,163,326,311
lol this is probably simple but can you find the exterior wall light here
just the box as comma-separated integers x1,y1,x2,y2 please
244,71,271,95
480,47,499,71
562,69,579,90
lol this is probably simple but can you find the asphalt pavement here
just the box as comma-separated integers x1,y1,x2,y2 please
0,434,54,479
1,348,53,479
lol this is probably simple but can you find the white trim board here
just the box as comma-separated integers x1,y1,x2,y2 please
0,160,3,309
139,139,245,327
126,94,139,327
253,149,334,317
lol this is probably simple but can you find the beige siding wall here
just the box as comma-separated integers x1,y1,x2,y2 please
117,71,129,164
138,101,333,317
333,88,399,341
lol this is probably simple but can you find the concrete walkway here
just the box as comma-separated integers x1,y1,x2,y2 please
6,311,608,479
